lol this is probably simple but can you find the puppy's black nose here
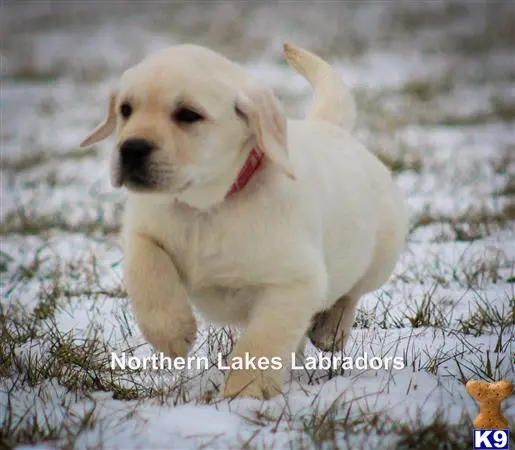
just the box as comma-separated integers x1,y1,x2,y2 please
120,138,154,169
120,138,154,157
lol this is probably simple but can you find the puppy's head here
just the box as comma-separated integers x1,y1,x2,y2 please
81,44,294,208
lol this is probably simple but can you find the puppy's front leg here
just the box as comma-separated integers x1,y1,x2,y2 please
124,233,197,357
224,280,324,399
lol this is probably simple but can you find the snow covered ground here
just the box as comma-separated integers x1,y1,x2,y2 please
1,1,514,448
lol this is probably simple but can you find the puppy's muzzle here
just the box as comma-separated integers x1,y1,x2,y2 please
119,138,155,187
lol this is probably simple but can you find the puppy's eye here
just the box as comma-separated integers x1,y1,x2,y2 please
174,108,204,124
120,103,132,119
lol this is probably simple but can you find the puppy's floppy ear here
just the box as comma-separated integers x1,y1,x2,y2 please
80,93,117,148
235,86,295,180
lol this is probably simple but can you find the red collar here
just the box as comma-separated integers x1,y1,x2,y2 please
226,147,264,197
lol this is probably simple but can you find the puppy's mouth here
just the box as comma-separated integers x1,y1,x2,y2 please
110,148,192,194
113,167,192,194
122,169,156,191
110,161,154,190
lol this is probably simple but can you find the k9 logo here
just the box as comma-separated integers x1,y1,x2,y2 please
473,429,510,450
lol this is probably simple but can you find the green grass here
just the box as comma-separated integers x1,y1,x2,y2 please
410,204,515,239
1,147,99,173
435,100,515,126
0,210,120,237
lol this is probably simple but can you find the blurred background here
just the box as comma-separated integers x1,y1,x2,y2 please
3,1,515,80
1,0,514,245
1,3,514,447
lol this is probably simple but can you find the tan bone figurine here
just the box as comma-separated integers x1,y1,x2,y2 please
466,379,513,429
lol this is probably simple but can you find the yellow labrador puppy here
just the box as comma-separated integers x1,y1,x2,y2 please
81,43,407,399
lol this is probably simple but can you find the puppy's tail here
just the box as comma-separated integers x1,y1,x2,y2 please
283,42,356,130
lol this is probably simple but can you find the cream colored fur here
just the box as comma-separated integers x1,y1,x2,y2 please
81,42,408,399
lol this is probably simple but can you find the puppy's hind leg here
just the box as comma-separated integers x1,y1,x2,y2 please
308,293,360,353
124,233,197,358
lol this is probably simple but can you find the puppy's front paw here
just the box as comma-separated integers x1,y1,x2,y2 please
224,369,282,400
140,315,197,358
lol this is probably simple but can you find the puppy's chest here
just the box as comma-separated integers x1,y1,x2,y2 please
163,212,261,290
163,215,265,323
